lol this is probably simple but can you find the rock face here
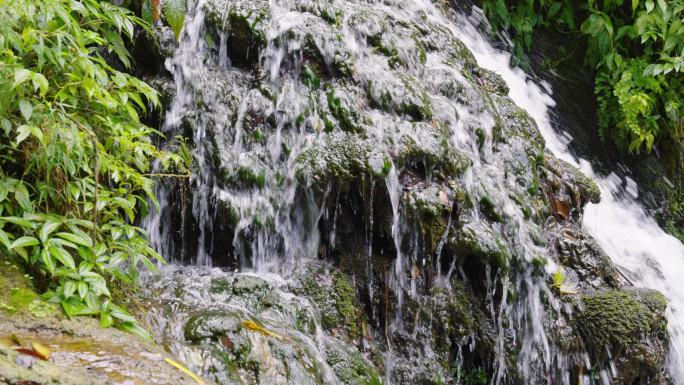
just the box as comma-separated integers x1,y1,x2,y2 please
0,265,211,385
138,0,670,384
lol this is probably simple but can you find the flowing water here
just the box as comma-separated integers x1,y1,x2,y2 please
143,0,684,384
448,8,684,382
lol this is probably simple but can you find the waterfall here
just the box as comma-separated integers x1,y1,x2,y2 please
449,6,684,383
143,0,682,383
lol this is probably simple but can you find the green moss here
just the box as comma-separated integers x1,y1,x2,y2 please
326,87,357,132
325,341,380,385
461,367,488,385
332,272,359,339
478,196,502,222
575,289,665,358
296,267,361,340
303,64,321,89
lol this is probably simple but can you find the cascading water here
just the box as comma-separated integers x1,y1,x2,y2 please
142,0,680,384
449,8,684,382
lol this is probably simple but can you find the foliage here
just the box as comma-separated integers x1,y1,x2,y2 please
0,0,187,338
482,0,684,156
141,0,187,39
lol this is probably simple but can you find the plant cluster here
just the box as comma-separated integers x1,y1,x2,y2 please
0,0,187,337
482,0,684,156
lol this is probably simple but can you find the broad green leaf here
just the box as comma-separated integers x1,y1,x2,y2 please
100,311,114,328
13,69,32,87
77,281,89,299
40,247,56,274
55,232,92,248
40,219,62,243
49,246,76,270
162,0,187,39
10,236,40,249
64,281,76,298
0,229,12,249
18,100,33,122
1,216,34,229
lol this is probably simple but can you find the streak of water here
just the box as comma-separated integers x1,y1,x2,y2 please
451,6,684,382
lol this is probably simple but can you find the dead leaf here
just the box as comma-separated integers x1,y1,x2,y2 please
438,190,450,207
164,357,204,385
10,334,23,346
553,199,570,220
15,348,46,361
31,342,50,360
220,335,233,351
242,320,284,340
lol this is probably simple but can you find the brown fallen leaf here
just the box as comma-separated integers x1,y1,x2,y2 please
15,348,46,361
553,199,570,220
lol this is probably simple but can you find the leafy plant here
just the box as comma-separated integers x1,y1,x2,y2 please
482,0,684,157
0,0,187,338
141,0,187,39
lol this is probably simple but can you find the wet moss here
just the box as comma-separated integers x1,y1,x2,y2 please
478,196,502,223
295,267,361,340
575,289,666,358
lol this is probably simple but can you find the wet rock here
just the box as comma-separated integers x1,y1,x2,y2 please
365,72,432,120
185,310,244,342
206,0,269,67
0,266,208,385
296,131,390,189
544,154,601,208
292,265,362,340
472,67,509,95
448,222,511,269
575,288,668,384
553,225,619,290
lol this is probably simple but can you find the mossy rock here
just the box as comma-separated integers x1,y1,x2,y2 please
324,340,380,385
395,120,471,179
296,132,390,189
544,154,601,207
575,288,668,383
293,265,361,340
184,310,244,341
207,0,269,67
365,73,432,121
472,67,509,95
447,222,511,269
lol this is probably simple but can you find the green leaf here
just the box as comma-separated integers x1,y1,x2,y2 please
10,236,40,249
13,183,32,212
77,281,89,299
547,3,562,19
0,118,11,136
64,281,76,298
1,216,35,229
162,0,187,39
100,311,114,328
49,246,75,270
0,229,12,249
55,232,92,248
117,321,152,342
40,219,62,243
18,100,33,122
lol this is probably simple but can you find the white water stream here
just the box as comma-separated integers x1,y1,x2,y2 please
451,7,684,383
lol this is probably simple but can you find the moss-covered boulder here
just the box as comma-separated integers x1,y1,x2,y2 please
575,289,668,384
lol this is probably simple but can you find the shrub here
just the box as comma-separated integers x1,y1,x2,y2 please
0,0,186,338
